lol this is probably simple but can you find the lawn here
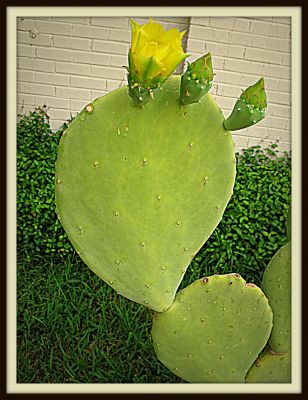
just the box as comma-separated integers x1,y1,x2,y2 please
17,107,291,383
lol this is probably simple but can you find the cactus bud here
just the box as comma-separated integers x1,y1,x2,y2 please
179,53,214,105
223,78,267,131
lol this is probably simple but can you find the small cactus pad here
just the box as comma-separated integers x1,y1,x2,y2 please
55,76,236,312
179,53,213,105
261,242,291,353
245,348,291,383
223,78,267,131
151,274,273,382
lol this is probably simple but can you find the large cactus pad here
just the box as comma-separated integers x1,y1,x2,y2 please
261,241,291,353
55,76,236,311
151,274,273,382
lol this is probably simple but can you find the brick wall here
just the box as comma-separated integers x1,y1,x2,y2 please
17,16,291,153
186,16,291,154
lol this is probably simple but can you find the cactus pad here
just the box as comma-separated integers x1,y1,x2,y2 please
245,348,291,383
261,242,291,353
55,76,235,312
151,274,273,382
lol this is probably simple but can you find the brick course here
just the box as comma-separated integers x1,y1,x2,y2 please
17,16,291,151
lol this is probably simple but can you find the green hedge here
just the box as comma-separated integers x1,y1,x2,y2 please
17,108,291,284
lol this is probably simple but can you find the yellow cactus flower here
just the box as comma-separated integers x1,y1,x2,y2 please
128,18,188,85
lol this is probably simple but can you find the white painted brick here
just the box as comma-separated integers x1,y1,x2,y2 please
267,90,291,106
35,20,72,36
91,17,129,29
228,31,267,49
258,115,288,130
208,56,225,70
233,18,251,32
208,17,236,31
244,47,283,65
216,83,241,98
55,61,90,76
17,44,36,58
91,90,108,99
52,17,90,25
92,40,129,55
70,99,88,112
250,20,291,38
17,70,34,82
267,37,291,52
71,75,106,91
73,51,110,66
246,136,272,148
190,17,210,26
261,77,280,91
232,135,249,148
251,17,273,22
50,119,71,132
278,79,291,93
189,25,228,43
211,82,218,95
17,93,35,106
35,95,70,109
262,63,290,80
186,38,206,53
272,17,291,25
37,47,73,62
106,79,126,91
286,119,292,131
17,57,55,73
274,141,291,153
46,108,71,121
109,28,130,43
206,42,245,59
91,65,126,80
17,30,52,46
212,95,235,110
72,24,109,40
224,58,263,75
18,82,55,96
35,72,70,86
56,86,90,100
32,17,52,21
17,105,34,116
110,54,127,68
53,35,91,51
17,18,35,31
282,53,291,66
267,103,291,119
245,125,290,141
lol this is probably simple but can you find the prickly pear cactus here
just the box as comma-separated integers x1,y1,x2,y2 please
55,76,236,312
261,241,291,354
151,274,273,382
245,348,291,383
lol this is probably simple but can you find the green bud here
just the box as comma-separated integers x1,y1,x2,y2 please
179,53,214,105
241,78,267,109
224,78,267,131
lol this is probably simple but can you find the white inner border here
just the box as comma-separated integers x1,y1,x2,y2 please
7,6,302,394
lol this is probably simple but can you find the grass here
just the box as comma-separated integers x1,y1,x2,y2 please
17,254,184,383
